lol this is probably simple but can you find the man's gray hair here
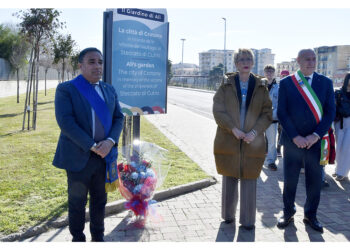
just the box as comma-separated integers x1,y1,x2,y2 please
297,49,316,59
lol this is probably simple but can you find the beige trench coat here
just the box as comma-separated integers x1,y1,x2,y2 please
213,72,272,179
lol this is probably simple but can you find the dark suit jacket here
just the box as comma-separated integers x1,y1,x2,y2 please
277,72,335,145
53,75,124,172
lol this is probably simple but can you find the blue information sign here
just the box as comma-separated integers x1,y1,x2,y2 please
111,8,169,116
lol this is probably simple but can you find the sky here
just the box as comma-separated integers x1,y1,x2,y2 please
1,1,350,66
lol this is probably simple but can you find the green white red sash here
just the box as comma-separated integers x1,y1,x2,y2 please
291,70,330,165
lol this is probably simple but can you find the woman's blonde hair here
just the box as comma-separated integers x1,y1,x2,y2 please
234,48,255,65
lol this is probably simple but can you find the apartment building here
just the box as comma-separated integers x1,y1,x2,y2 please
199,49,235,75
276,59,298,77
252,48,275,76
315,45,350,86
199,48,274,76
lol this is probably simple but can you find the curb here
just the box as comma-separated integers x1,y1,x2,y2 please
0,177,217,242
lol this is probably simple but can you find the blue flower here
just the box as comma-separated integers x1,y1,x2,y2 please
139,165,146,172
133,184,143,194
146,168,155,178
140,172,146,179
131,172,139,180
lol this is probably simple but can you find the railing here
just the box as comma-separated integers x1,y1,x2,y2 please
169,75,222,91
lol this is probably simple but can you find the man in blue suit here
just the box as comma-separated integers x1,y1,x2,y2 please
53,48,124,241
276,49,335,233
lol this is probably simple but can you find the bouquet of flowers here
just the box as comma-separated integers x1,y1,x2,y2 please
117,140,169,225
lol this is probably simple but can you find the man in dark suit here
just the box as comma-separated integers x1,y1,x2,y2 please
276,49,335,233
53,47,124,241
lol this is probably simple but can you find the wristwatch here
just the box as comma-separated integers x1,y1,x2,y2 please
90,142,97,150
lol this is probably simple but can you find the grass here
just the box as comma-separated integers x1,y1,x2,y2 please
0,88,209,236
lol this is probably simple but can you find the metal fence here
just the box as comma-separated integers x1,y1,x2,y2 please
169,75,222,91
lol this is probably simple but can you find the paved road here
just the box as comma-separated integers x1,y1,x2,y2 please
168,86,215,119
22,87,350,242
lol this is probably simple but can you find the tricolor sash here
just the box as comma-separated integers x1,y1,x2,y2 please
291,70,330,165
71,75,119,191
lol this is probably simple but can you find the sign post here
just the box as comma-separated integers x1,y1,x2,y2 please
103,8,169,158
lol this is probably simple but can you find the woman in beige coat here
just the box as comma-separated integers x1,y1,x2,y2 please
213,48,272,229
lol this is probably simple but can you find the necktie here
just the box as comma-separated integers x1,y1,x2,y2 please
305,76,310,82
92,84,105,142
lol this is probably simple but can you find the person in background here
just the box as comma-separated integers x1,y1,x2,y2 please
276,70,290,158
334,73,350,181
213,48,272,230
276,49,335,233
321,163,330,188
53,48,124,242
264,64,279,171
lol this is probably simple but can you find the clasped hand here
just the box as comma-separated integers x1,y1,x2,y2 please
232,127,256,144
292,134,318,149
91,139,114,158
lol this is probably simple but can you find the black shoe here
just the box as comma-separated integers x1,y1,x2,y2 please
322,180,330,188
268,163,277,171
91,236,104,242
303,217,323,233
335,175,346,181
224,219,234,224
277,215,294,228
240,224,255,230
72,235,86,242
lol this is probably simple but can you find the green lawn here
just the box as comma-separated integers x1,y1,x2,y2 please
0,88,208,236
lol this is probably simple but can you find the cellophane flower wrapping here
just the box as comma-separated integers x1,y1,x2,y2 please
117,140,169,226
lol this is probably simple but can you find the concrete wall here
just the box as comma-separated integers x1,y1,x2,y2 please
0,58,11,80
0,58,73,81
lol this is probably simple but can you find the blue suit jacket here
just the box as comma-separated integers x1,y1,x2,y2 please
53,75,124,172
277,72,335,145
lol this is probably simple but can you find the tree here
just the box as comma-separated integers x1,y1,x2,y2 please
53,34,76,82
209,63,224,90
0,24,30,103
15,8,64,130
0,24,16,60
39,45,54,96
70,51,79,78
65,61,73,81
209,63,224,77
167,59,173,83
9,32,30,103
52,62,62,84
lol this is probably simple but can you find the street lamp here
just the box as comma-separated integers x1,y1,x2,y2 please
181,38,186,75
222,17,227,75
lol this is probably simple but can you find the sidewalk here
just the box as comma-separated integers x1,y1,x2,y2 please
22,103,350,242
